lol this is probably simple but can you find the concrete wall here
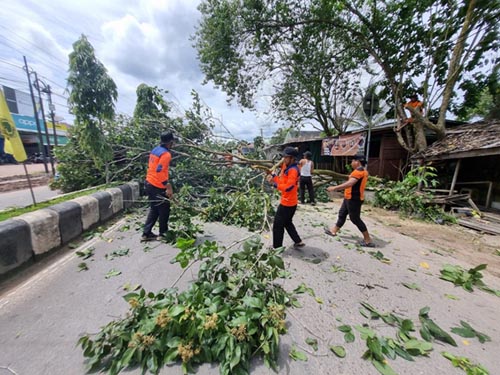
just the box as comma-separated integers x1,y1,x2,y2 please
0,181,140,279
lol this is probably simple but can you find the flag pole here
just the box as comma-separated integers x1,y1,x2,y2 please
23,162,37,206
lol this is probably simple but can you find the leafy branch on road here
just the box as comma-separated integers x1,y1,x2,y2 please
79,236,300,375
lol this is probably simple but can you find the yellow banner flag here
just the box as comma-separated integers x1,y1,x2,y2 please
0,90,27,162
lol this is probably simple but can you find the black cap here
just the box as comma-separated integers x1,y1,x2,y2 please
160,132,174,144
281,147,299,157
352,154,367,166
303,151,312,157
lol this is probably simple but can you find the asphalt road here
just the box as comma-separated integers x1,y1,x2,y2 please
0,204,499,375
0,185,62,210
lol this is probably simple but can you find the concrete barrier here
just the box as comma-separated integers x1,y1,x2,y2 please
0,181,142,279
119,184,133,209
91,191,114,222
0,219,33,276
17,209,61,255
72,196,99,230
47,201,83,245
127,181,141,203
106,187,123,214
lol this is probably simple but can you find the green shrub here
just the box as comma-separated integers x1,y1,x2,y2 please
373,166,455,223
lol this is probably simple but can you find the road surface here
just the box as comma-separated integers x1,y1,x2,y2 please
0,203,499,375
0,185,62,210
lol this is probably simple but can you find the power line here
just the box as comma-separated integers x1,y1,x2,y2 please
0,25,68,67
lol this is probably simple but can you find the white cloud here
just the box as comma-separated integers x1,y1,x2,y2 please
0,0,277,141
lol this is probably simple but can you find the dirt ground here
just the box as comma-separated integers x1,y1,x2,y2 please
365,205,500,278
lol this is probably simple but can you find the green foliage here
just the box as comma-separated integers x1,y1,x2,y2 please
159,185,204,244
373,166,454,223
450,321,491,344
442,352,490,375
418,306,457,346
52,137,103,192
195,0,498,151
78,236,297,375
203,187,272,232
67,34,117,170
439,264,500,296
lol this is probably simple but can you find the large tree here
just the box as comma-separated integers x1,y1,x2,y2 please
195,0,499,152
195,0,367,136
67,34,117,181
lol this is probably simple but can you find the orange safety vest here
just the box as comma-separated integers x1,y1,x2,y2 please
345,167,368,201
146,146,171,189
405,100,423,123
272,163,300,206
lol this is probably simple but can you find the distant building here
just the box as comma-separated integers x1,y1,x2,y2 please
2,85,71,156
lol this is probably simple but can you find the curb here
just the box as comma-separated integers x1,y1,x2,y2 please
0,181,141,279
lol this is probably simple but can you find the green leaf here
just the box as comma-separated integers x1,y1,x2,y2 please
354,325,376,339
105,269,121,279
344,332,355,343
441,352,490,375
242,296,263,309
451,321,491,343
394,345,414,361
400,319,414,333
450,327,476,338
402,282,421,291
289,347,308,361
105,248,129,260
170,305,186,317
444,294,460,300
372,359,398,375
121,347,136,367
330,345,346,358
420,325,432,342
78,262,88,271
403,339,433,355
305,338,318,351
419,306,430,316
292,283,315,296
76,247,95,259
229,345,241,370
337,325,352,333
421,316,457,347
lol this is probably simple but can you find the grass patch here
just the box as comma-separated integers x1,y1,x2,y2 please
0,184,121,222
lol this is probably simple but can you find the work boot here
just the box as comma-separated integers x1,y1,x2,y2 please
141,232,158,242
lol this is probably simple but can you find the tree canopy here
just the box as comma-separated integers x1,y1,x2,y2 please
67,34,118,174
195,0,499,152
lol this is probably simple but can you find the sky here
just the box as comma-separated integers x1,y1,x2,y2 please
0,0,281,141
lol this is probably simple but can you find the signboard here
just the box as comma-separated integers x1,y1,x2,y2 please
2,85,69,136
322,133,366,156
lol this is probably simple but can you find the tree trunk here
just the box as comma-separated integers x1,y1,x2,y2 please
437,0,477,138
413,121,427,151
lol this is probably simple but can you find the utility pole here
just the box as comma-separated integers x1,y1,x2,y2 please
42,84,58,146
33,73,55,175
23,56,48,173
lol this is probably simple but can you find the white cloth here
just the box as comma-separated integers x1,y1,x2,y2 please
301,160,312,177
